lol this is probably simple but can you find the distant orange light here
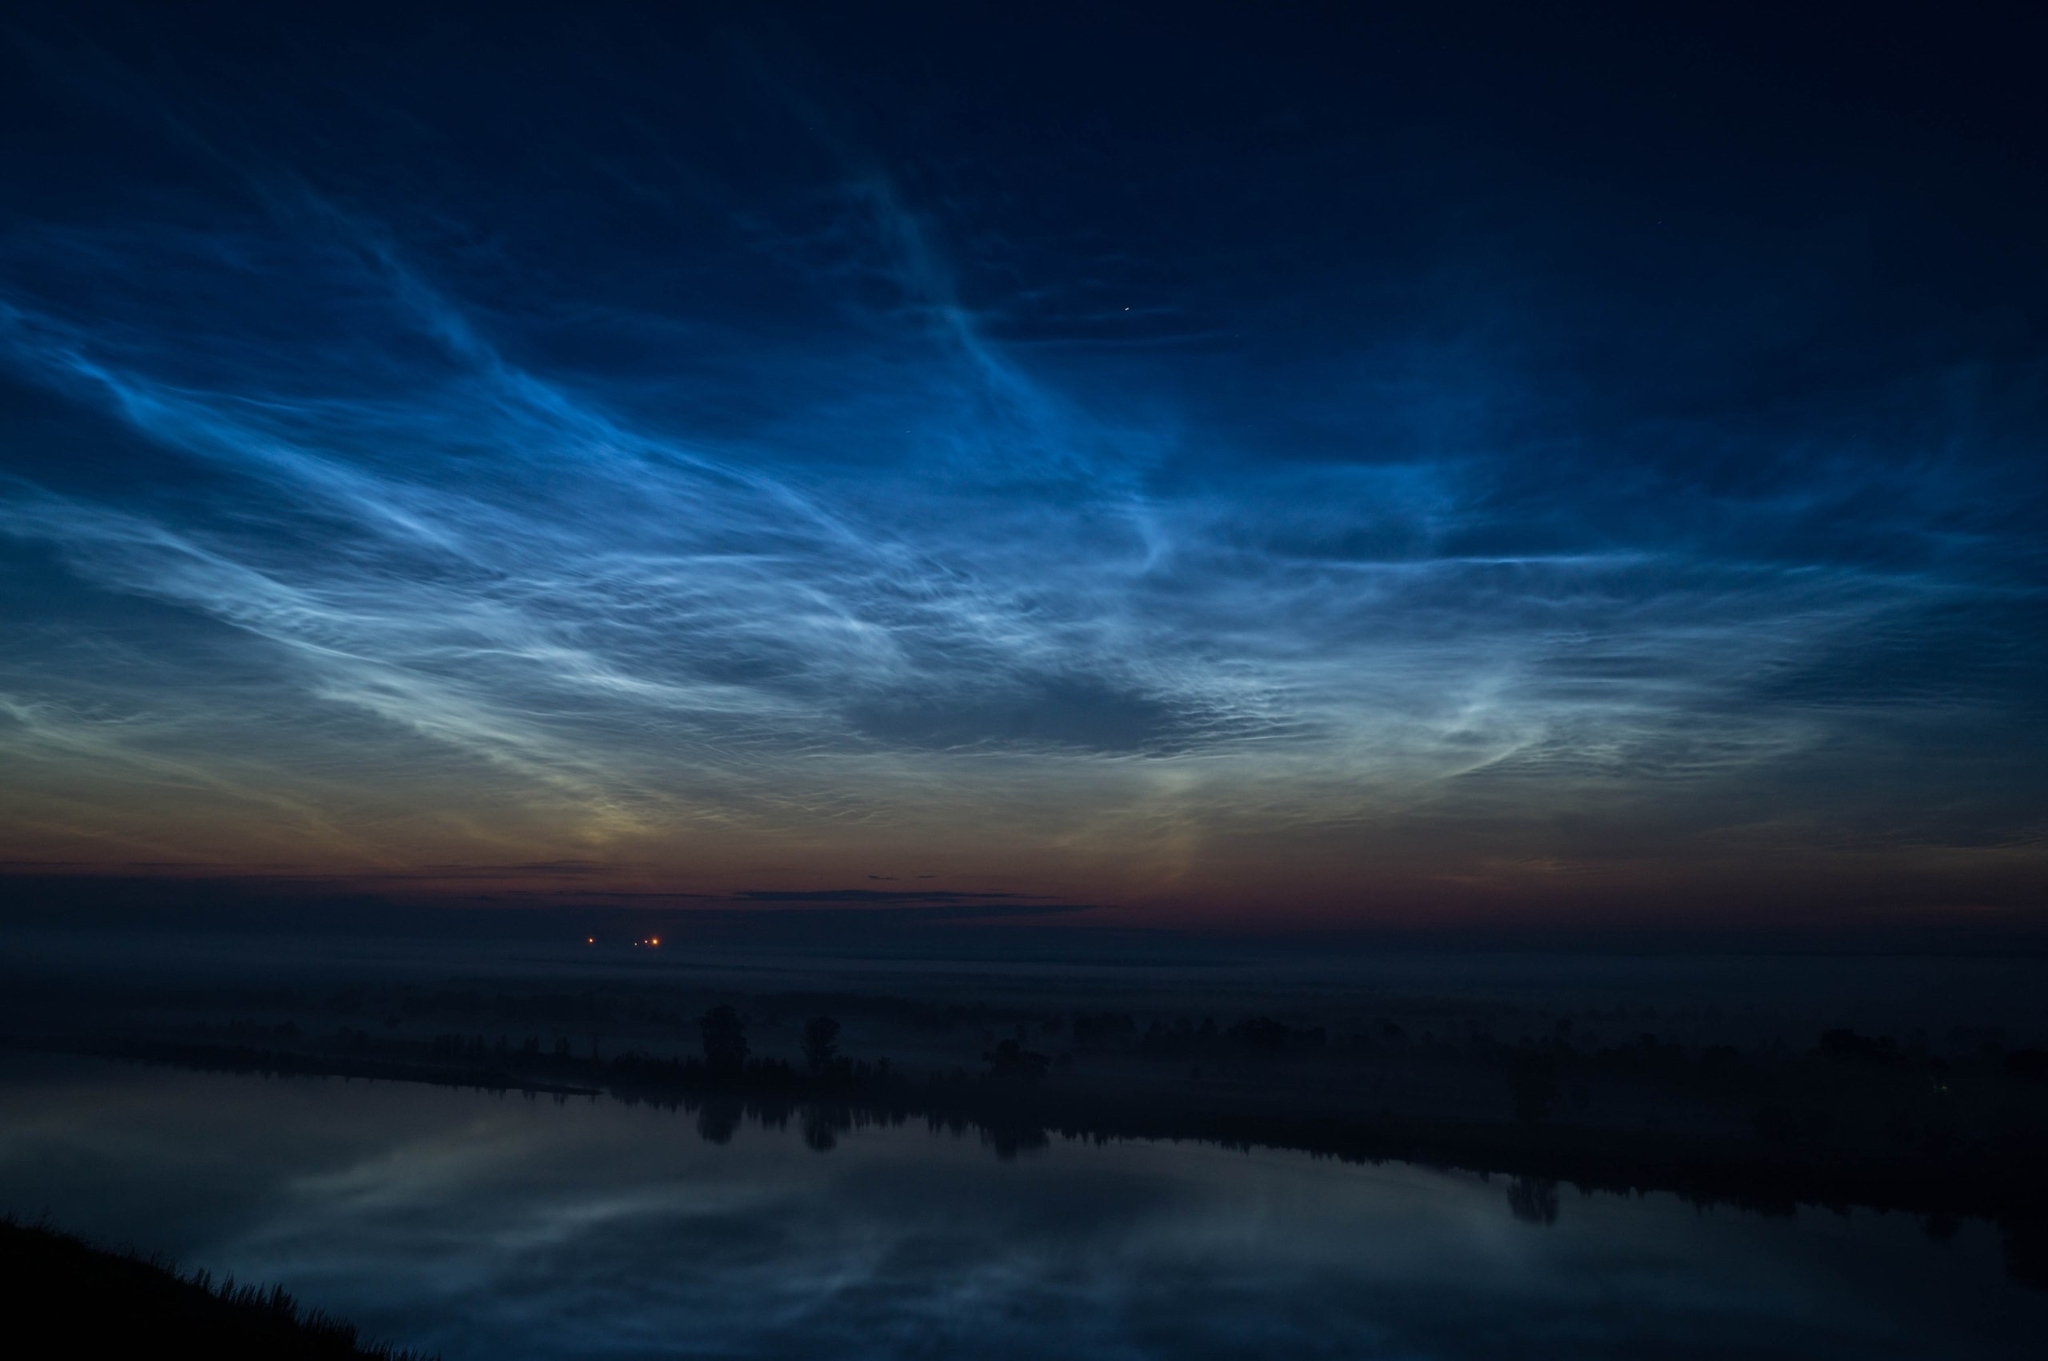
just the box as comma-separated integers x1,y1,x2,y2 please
650,937,660,946
585,936,594,944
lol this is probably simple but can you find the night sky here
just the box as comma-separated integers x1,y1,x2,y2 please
2,3,2043,933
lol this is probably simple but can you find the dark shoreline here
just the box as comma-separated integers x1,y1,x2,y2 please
0,1218,433,1359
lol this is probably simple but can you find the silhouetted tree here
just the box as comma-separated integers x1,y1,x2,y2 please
801,1016,841,1074
699,1006,748,1075
983,1038,1049,1083
1504,1048,1559,1125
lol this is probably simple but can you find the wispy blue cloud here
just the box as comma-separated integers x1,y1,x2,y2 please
0,4,2041,921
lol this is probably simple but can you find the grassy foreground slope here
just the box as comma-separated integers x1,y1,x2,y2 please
0,1220,430,1360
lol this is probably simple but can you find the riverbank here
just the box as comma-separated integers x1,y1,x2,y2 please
0,1219,432,1359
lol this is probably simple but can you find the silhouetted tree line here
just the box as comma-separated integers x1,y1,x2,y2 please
1502,1048,1560,1126
1070,1012,1343,1058
369,984,1041,1041
982,1038,1050,1083
1819,1029,1904,1064
1070,1012,1138,1046
2004,1049,2048,1082
1129,1015,1332,1057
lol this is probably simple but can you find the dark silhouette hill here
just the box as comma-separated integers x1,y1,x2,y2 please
0,1219,431,1360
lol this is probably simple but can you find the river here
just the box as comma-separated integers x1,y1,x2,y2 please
0,1052,2041,1358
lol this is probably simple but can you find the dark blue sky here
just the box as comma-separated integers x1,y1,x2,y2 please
1,2,2043,930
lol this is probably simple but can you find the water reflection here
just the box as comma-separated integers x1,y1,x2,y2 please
0,1055,2042,1359
1506,1176,1560,1227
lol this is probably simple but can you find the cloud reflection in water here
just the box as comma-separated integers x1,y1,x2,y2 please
0,1057,2039,1359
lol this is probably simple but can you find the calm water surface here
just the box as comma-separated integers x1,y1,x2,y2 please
0,1054,2041,1358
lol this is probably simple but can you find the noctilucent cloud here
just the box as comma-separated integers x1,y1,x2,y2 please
1,5,2043,929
